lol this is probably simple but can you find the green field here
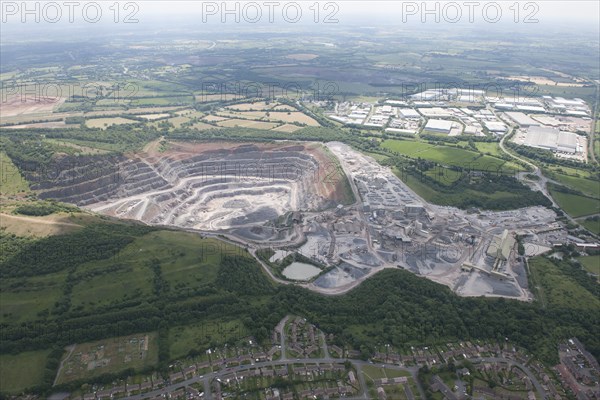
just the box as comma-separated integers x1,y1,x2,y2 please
0,271,67,324
0,350,51,393
381,140,514,173
0,152,29,195
473,142,502,156
551,174,600,199
0,226,249,323
2,217,600,392
70,260,153,313
546,165,593,178
580,218,600,235
528,257,600,309
46,138,123,152
423,166,463,186
578,256,600,277
382,140,436,155
70,231,244,312
362,365,410,381
395,168,548,210
85,117,139,129
44,139,110,155
163,116,191,128
130,96,194,106
55,332,159,384
150,231,242,289
549,190,600,218
169,319,248,360
0,222,265,391
363,152,390,162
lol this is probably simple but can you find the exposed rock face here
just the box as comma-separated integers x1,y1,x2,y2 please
34,142,349,232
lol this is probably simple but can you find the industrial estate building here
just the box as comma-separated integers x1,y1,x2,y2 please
505,112,540,127
522,126,580,154
320,91,590,161
398,108,421,119
424,119,454,134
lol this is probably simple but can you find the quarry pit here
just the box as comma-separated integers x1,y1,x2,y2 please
30,140,563,299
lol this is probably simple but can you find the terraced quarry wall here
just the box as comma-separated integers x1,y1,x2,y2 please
32,141,352,234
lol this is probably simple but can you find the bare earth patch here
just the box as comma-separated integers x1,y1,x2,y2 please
0,213,82,237
0,94,65,118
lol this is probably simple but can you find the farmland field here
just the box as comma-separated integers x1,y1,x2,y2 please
528,257,600,309
474,142,502,156
551,173,600,199
85,117,139,129
382,140,432,154
272,124,303,133
191,121,216,130
139,113,170,120
0,93,64,117
217,110,319,126
195,93,244,102
580,218,600,235
545,165,593,178
549,190,600,218
203,115,229,122
175,109,205,119
577,256,600,277
165,116,191,128
393,168,546,210
130,96,194,106
216,118,280,129
226,101,278,111
381,140,515,172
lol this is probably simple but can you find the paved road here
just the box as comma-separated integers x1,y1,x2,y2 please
320,331,330,359
500,132,600,240
433,375,458,400
496,114,600,239
276,316,289,360
120,357,423,400
404,383,415,400
116,352,541,400
497,128,582,224
586,82,599,164
498,128,552,199
53,345,76,386
471,357,547,400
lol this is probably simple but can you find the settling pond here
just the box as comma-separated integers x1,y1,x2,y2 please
281,262,321,280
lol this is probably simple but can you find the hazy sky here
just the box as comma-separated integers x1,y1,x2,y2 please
1,1,598,38
138,0,599,25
